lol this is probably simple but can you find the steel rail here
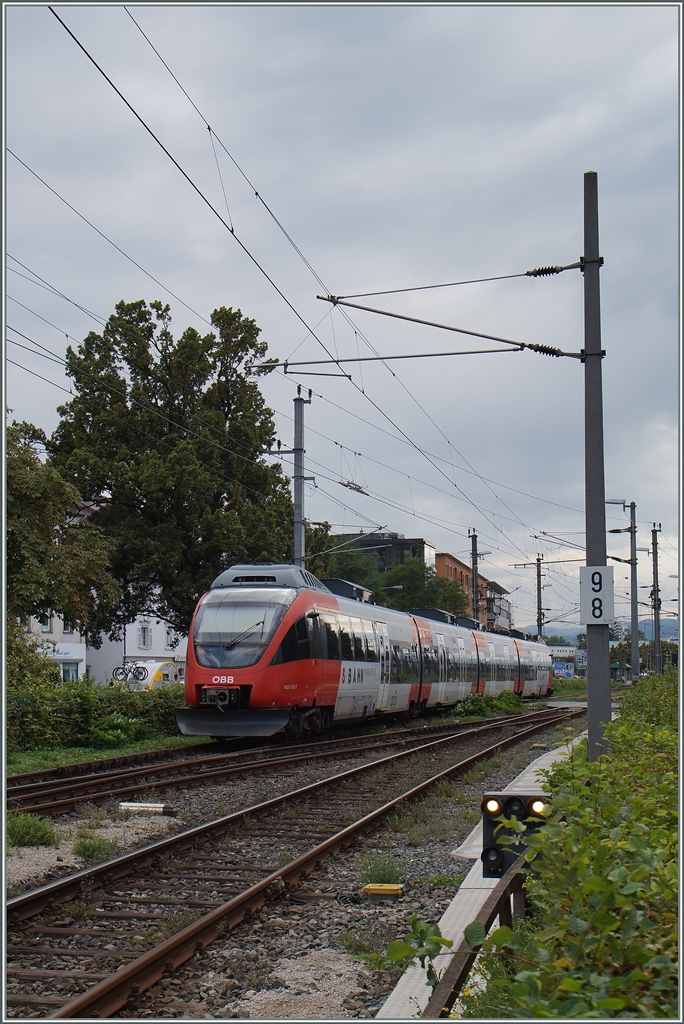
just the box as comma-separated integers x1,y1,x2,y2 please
9,710,563,816
7,709,550,791
20,710,583,1019
7,709,569,923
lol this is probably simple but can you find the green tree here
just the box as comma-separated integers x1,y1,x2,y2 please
47,300,295,634
6,421,120,642
379,557,467,615
545,634,571,645
327,548,384,599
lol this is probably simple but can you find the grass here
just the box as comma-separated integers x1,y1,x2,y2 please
7,812,58,848
549,677,588,698
6,734,213,776
358,849,405,885
73,835,119,864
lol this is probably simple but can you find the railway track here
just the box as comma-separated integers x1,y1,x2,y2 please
6,706,583,1019
9,710,558,817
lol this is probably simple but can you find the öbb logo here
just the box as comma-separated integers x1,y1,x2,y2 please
211,675,235,684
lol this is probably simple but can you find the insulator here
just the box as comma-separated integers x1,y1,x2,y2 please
526,265,562,277
529,343,563,357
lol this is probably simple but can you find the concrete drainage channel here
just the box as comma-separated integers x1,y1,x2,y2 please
6,708,585,1018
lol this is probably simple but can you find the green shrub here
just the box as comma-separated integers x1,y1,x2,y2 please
358,849,405,885
7,812,58,848
491,690,524,714
6,626,187,754
73,835,119,864
618,668,678,729
454,691,524,719
88,712,147,748
459,701,678,1018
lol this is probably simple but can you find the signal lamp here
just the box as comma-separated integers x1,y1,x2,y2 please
480,792,549,878
482,846,503,871
483,797,503,815
503,796,526,819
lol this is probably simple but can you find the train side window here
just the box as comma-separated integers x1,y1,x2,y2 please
339,616,354,661
276,616,311,663
323,614,340,660
364,621,377,662
351,618,366,661
307,614,327,660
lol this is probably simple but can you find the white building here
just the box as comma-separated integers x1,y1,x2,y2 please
85,616,187,684
28,612,87,681
548,644,577,678
27,611,187,684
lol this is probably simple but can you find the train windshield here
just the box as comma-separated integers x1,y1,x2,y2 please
193,588,295,668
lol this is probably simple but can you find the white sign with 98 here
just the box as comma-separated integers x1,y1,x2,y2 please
579,566,614,624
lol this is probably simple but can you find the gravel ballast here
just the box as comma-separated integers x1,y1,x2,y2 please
109,716,584,1018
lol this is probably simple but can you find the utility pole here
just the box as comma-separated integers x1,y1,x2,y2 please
630,503,643,679
608,499,639,680
293,386,313,567
651,523,662,674
582,170,610,762
469,529,479,622
629,503,639,680
513,555,545,640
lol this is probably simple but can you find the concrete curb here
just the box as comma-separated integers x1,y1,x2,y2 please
375,735,584,1019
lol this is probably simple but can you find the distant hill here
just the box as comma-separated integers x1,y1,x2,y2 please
520,620,678,643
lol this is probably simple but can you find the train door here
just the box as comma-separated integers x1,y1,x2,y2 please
375,621,390,710
435,633,447,702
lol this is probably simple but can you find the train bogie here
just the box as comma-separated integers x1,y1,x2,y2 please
175,564,553,738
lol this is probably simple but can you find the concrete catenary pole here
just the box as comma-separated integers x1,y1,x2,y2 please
628,503,639,679
652,523,662,674
293,386,312,568
583,171,611,762
536,555,544,640
470,530,479,623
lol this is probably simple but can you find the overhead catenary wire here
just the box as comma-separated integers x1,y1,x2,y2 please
334,264,579,300
7,266,585,520
11,272,522,537
7,150,213,327
100,5,553,560
42,7,582,595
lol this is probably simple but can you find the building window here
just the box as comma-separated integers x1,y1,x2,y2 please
165,625,177,650
138,623,152,649
39,611,53,633
62,662,79,682
63,621,74,635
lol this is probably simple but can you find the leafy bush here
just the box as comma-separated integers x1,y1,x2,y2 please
491,690,525,714
454,691,524,719
618,668,677,729
359,850,405,885
7,812,58,848
459,673,678,1018
88,713,147,748
73,835,119,864
6,628,187,754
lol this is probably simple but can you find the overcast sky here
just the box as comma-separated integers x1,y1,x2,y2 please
4,2,680,632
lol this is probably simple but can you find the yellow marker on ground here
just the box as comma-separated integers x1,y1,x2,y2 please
360,884,403,901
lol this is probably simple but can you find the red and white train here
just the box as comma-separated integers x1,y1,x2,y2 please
176,564,553,739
